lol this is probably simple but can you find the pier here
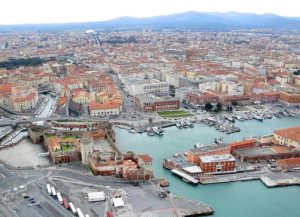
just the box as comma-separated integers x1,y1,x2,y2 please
171,169,199,184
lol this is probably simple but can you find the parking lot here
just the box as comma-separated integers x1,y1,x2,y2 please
0,139,50,168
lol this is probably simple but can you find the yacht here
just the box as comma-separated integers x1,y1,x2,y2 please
146,128,155,136
152,127,164,136
176,122,183,128
253,114,263,121
182,121,189,128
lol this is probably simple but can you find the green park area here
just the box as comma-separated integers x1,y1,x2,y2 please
157,110,193,118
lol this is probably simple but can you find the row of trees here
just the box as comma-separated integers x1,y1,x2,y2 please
0,57,44,69
204,101,238,112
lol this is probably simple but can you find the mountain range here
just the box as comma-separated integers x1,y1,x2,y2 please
1,11,300,32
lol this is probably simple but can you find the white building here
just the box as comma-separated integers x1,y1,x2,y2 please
175,87,198,102
124,78,169,96
199,82,220,92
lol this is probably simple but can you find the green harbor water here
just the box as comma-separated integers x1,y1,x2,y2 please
115,117,300,217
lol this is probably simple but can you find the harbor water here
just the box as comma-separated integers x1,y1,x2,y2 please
115,117,300,217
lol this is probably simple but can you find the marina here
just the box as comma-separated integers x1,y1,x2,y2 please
115,116,300,217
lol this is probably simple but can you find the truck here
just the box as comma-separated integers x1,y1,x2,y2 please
47,184,52,195
51,187,57,197
76,208,85,217
63,197,70,209
57,192,63,204
106,211,114,217
69,202,76,215
87,192,106,202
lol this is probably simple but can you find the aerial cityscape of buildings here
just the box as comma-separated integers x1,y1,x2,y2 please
0,20,300,217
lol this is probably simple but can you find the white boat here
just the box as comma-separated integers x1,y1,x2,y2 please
152,127,164,136
182,121,189,128
146,128,155,136
173,153,180,158
194,143,204,148
253,114,263,121
215,137,223,144
129,129,136,134
185,121,194,127
176,122,183,128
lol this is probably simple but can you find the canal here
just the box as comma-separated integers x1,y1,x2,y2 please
115,117,300,217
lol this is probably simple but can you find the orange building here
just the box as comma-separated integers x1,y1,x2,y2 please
187,144,230,164
229,139,257,153
277,158,300,171
279,90,300,105
199,154,236,173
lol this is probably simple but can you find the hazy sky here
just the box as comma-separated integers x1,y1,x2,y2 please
1,0,299,24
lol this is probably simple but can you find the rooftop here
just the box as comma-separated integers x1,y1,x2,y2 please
274,126,300,142
189,143,229,154
235,146,291,157
136,93,178,104
199,154,235,163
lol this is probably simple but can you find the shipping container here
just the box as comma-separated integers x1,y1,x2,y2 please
76,208,85,217
47,184,52,195
51,187,57,197
69,202,77,215
57,192,63,204
87,192,106,202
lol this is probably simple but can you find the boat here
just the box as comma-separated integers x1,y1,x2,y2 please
265,113,272,119
194,143,204,148
176,122,183,128
184,152,188,157
159,179,169,187
225,116,235,123
253,114,263,121
146,128,155,136
182,121,189,128
136,128,145,134
185,121,194,127
173,153,180,158
129,129,136,134
215,137,223,144
152,127,164,136
236,116,243,121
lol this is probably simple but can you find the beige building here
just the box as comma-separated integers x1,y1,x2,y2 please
273,126,300,150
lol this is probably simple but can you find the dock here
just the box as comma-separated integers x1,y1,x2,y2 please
171,169,199,184
260,176,300,188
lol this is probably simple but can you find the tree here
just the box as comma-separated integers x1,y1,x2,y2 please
232,101,238,106
216,102,222,111
227,105,233,112
204,102,213,111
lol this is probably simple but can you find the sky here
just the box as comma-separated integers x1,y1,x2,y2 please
0,0,299,25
